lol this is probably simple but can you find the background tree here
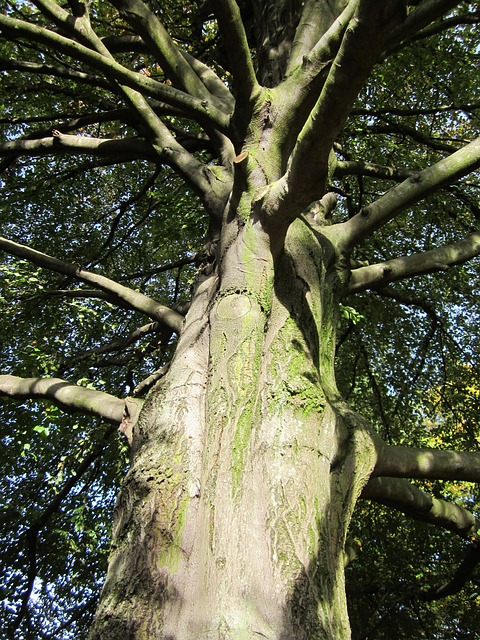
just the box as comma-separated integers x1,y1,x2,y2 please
0,1,479,638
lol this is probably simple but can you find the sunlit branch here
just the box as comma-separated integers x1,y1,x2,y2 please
0,236,185,332
341,137,480,248
0,129,228,224
0,375,125,424
286,0,353,76
348,232,480,294
373,443,480,483
284,1,355,96
31,1,217,175
1,12,232,213
109,0,214,103
182,50,234,108
212,0,260,107
362,476,479,539
272,1,404,215
20,0,96,49
34,0,158,164
0,14,231,132
31,0,93,43
274,2,355,164
0,132,158,162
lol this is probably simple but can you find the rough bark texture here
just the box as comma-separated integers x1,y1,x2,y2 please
89,204,376,639
1,1,479,638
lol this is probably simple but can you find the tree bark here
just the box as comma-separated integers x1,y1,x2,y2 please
89,204,376,639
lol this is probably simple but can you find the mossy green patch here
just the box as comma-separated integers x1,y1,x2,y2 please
268,316,325,417
229,328,263,495
156,489,190,573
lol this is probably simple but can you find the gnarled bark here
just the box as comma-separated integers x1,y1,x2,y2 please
89,211,376,639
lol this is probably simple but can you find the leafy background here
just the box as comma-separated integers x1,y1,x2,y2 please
0,1,479,638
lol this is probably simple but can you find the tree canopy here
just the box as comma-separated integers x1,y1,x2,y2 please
0,1,480,638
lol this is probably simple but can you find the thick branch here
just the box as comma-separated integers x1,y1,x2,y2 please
374,443,480,483
0,236,184,333
283,2,355,105
341,137,480,248
270,0,405,216
286,0,350,75
182,50,235,108
1,111,229,218
0,13,230,132
0,132,157,162
109,0,214,102
212,0,260,107
18,2,229,194
273,2,355,167
0,374,125,425
348,232,480,294
31,0,93,47
362,476,478,539
1,13,233,213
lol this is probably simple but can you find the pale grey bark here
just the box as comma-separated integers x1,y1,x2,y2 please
266,1,406,217
0,374,126,425
0,133,157,162
286,0,349,75
374,443,480,483
1,1,479,637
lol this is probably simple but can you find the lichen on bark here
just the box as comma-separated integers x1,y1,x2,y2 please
90,207,376,639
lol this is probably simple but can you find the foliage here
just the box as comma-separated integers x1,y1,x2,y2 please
0,0,479,637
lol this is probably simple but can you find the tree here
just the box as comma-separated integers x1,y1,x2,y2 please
1,0,479,638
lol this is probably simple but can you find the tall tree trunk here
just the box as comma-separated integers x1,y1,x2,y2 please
89,206,376,639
